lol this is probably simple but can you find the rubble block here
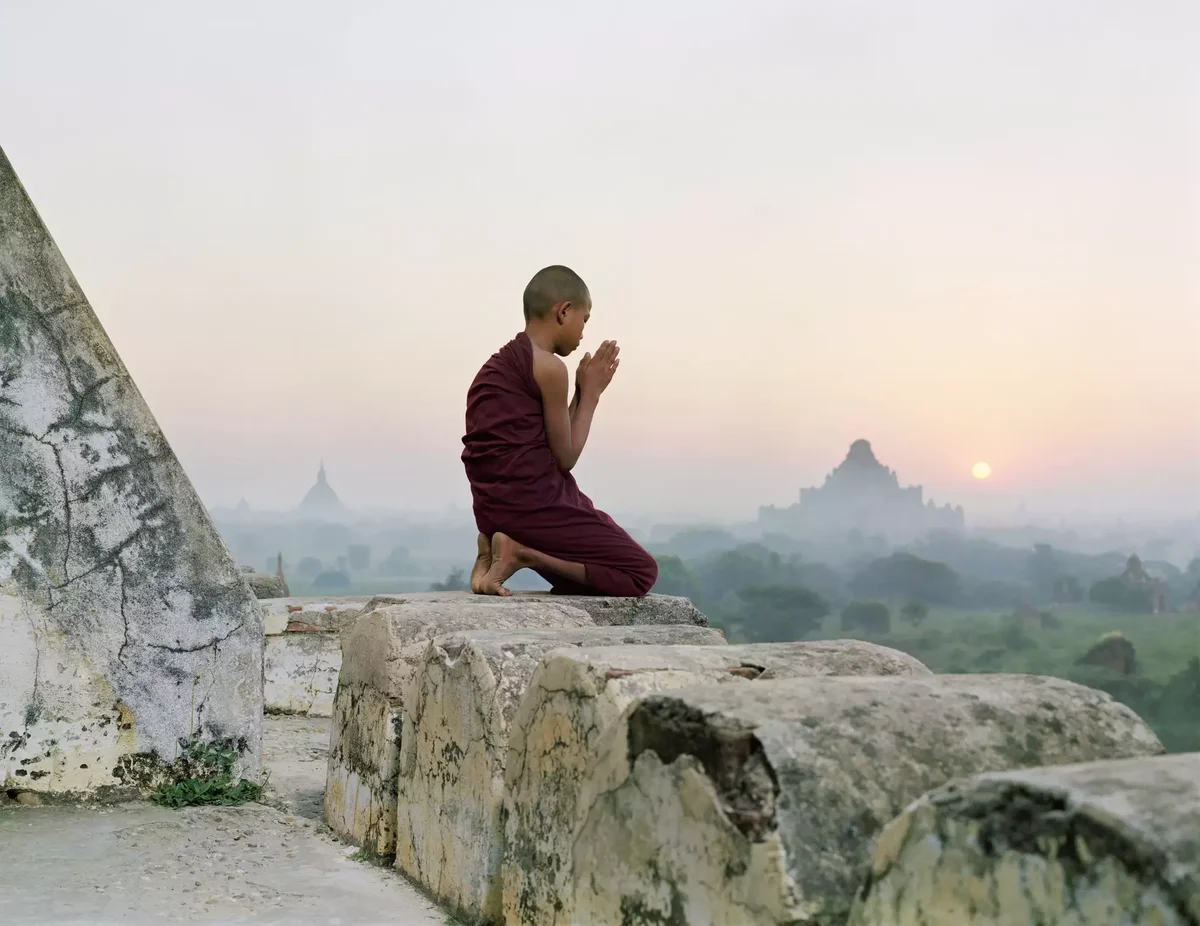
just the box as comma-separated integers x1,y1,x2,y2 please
324,598,595,855
263,628,341,716
503,640,931,926
260,596,382,636
850,752,1200,926
0,146,263,799
241,570,285,600
395,624,726,923
570,675,1164,926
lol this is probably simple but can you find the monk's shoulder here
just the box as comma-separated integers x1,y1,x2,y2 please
530,347,566,377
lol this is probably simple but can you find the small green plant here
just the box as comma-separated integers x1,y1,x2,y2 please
152,738,264,808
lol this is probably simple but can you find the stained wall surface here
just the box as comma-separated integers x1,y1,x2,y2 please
0,147,264,796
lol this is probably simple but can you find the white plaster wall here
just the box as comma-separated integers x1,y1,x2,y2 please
0,147,263,796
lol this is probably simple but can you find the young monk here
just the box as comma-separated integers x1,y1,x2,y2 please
461,265,659,598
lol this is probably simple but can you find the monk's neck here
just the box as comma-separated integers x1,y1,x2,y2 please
523,325,557,354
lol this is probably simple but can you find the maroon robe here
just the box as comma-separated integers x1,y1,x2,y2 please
462,332,658,597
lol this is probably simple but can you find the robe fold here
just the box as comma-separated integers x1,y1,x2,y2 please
462,332,658,597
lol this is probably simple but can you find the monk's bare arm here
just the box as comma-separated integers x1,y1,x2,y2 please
533,352,598,472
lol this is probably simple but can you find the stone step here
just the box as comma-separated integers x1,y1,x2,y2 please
394,625,726,922
569,674,1164,926
850,751,1200,926
502,639,931,926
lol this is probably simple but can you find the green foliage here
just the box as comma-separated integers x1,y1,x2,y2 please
151,739,263,808
651,554,699,597
1089,577,1153,613
735,584,830,642
313,569,351,590
900,599,930,627
1068,657,1200,753
296,556,323,577
1039,610,1062,630
999,614,1036,651
840,600,891,636
851,552,962,605
1052,575,1084,604
429,567,468,592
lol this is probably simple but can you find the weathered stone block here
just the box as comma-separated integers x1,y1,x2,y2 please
850,752,1200,926
243,571,286,600
263,632,341,717
324,598,594,855
502,639,930,926
571,675,1164,925
396,625,725,923
0,147,263,799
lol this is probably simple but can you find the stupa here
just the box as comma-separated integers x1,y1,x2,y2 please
296,462,348,521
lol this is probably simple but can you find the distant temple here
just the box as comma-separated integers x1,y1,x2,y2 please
296,462,348,521
1119,554,1169,614
758,439,965,541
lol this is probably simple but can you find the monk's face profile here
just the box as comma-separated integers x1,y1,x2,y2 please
551,299,591,356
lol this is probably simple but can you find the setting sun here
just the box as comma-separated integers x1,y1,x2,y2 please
972,461,993,480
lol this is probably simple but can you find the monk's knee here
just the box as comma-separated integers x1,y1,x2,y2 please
631,549,658,597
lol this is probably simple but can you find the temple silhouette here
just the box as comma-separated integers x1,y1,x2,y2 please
758,439,965,540
296,461,349,521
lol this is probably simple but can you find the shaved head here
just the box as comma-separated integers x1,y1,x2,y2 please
523,265,590,321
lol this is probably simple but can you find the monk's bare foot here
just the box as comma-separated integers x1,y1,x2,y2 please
479,532,525,597
469,533,492,594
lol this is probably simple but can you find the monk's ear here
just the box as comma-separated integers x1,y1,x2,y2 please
554,301,571,325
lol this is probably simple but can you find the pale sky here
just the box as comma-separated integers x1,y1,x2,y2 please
4,1,1197,523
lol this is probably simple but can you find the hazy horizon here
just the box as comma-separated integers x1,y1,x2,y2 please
4,1,1197,523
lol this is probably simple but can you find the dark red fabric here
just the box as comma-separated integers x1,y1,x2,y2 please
462,332,658,597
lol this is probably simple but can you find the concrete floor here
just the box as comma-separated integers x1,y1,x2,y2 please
0,716,450,925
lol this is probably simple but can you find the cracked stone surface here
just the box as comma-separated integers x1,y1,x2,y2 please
395,625,725,923
0,146,263,798
0,715,447,925
263,633,340,718
570,675,1165,926
324,598,595,856
502,639,931,926
849,752,1200,926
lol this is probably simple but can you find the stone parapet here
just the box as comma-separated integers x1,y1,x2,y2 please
395,625,725,922
569,675,1164,925
324,598,595,855
502,640,930,926
850,751,1200,926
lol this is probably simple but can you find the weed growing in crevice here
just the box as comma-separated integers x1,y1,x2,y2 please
151,738,264,808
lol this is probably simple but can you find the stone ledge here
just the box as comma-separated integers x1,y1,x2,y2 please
502,639,931,926
850,751,1200,926
570,674,1164,925
324,598,596,856
261,591,707,636
395,625,725,922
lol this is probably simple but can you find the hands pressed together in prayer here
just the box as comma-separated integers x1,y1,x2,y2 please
576,339,620,400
